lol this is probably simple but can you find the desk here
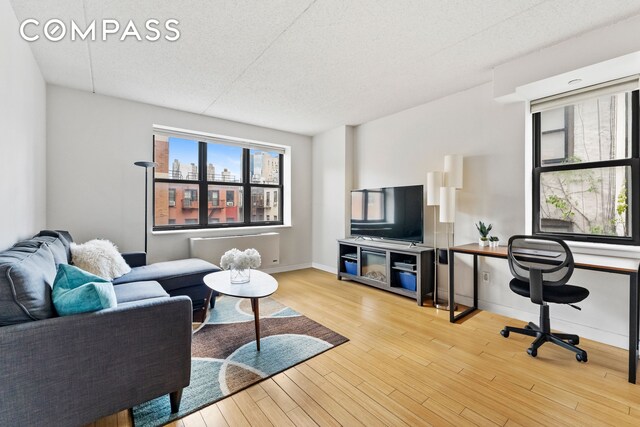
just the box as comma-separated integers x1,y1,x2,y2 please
448,243,640,384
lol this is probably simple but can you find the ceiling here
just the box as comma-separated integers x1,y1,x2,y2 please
10,0,640,136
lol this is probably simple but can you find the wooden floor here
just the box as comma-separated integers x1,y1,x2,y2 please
92,268,640,427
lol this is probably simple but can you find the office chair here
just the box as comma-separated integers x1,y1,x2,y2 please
500,235,589,362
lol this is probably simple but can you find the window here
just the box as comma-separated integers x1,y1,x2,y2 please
153,131,284,230
532,80,639,245
208,190,219,206
226,190,235,206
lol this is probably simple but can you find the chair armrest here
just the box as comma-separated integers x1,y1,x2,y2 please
0,296,192,426
122,251,147,267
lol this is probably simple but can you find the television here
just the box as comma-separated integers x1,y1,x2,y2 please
350,185,424,243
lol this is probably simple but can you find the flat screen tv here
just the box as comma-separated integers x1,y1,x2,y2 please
350,185,424,243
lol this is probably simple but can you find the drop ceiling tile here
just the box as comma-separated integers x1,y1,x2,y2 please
85,0,315,114
9,0,640,135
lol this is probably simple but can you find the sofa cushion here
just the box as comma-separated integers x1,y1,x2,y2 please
36,230,73,262
0,241,57,325
52,264,117,316
113,281,169,304
13,236,68,266
112,258,219,292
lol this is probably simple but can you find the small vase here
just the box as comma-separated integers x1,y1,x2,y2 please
479,239,489,247
230,268,250,284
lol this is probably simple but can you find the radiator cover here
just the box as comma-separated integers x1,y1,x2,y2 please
189,233,280,268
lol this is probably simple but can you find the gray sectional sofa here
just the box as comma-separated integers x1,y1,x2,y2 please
0,230,220,426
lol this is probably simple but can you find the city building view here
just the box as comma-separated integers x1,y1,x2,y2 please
153,135,280,226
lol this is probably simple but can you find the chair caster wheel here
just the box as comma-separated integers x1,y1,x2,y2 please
500,329,509,338
527,348,537,357
576,352,587,363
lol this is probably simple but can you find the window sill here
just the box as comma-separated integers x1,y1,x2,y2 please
151,224,292,236
567,240,640,259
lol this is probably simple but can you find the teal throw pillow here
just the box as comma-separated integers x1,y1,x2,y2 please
52,264,117,316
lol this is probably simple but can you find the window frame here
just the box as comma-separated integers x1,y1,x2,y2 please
532,90,640,245
153,136,284,231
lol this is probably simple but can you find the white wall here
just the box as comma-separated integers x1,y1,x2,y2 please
0,0,47,250
311,125,353,271
354,82,525,298
46,86,312,269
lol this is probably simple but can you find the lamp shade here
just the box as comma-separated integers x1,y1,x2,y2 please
426,171,443,206
444,154,463,189
134,161,157,168
439,187,456,223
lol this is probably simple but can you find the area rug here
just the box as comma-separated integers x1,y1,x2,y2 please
132,295,348,427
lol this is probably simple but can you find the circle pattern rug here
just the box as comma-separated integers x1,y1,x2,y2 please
132,295,348,427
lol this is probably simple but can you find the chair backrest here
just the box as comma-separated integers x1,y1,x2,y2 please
507,235,574,287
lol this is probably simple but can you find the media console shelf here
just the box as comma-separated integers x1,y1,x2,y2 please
337,238,434,306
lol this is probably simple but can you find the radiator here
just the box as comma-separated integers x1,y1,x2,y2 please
189,233,280,268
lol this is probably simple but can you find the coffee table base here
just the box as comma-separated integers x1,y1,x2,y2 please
251,297,261,351
203,270,278,353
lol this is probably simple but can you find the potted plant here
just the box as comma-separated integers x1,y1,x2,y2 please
476,221,492,247
489,236,500,247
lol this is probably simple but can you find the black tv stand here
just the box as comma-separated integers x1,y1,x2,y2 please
337,238,434,306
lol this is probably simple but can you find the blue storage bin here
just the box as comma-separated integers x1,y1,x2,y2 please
398,271,417,291
344,260,357,275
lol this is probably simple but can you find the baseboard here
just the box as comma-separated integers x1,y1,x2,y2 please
311,262,337,274
432,290,474,309
478,300,628,349
262,263,312,274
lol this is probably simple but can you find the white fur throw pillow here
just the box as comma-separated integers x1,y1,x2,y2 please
70,239,131,280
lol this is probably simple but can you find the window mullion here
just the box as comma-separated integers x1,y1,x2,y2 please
279,153,284,224
243,148,251,225
199,141,207,226
537,158,633,173
633,91,639,159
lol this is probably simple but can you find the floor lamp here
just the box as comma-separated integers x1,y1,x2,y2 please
441,153,463,311
134,161,157,254
440,186,457,311
426,171,443,308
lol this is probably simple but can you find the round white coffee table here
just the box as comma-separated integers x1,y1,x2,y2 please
203,270,278,351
